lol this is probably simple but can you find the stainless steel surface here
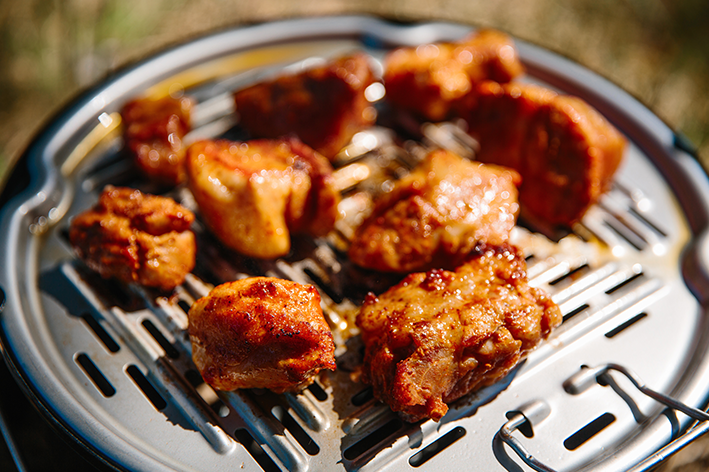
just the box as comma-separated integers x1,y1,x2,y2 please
1,15,709,472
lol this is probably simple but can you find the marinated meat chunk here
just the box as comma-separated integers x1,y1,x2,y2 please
384,29,524,121
356,244,562,422
189,277,336,393
460,81,626,226
348,149,521,273
69,186,196,291
234,52,376,159
185,137,340,259
121,95,194,185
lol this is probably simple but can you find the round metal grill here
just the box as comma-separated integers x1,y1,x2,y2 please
1,16,709,472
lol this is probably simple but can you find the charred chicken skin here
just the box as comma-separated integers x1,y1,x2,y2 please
460,81,626,226
69,186,196,291
121,95,194,186
185,137,340,259
356,244,562,422
383,29,524,122
348,149,521,273
234,52,376,159
189,277,336,393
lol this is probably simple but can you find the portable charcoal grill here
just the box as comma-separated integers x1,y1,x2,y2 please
2,15,709,472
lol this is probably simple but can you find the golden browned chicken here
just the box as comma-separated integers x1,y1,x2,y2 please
185,137,340,259
234,52,376,159
189,277,336,393
121,95,194,185
460,81,626,226
383,29,524,122
348,149,521,273
69,186,196,291
356,244,562,422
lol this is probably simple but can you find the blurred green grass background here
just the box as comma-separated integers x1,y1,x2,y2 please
0,0,708,189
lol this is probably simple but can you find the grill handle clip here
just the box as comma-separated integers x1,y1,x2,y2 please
497,399,556,472
499,364,709,472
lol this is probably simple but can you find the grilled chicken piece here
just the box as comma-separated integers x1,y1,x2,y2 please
234,52,376,159
185,137,340,259
69,186,195,291
460,81,626,226
348,149,521,273
383,29,524,122
121,95,194,185
189,277,336,393
356,244,562,422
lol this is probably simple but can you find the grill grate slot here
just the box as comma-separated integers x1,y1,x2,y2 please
628,207,668,237
272,406,320,456
549,263,591,287
234,429,282,472
603,219,646,251
177,299,192,314
141,319,180,359
611,182,669,237
302,266,344,304
409,426,467,468
605,312,649,338
605,272,645,295
563,304,591,323
75,265,146,312
306,382,328,402
343,418,403,461
126,365,167,411
80,313,120,353
283,392,330,432
351,387,374,407
75,353,116,397
564,413,616,451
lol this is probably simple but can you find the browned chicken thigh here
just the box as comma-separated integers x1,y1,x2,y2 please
348,149,521,273
189,277,336,393
185,137,340,259
69,186,196,291
356,244,562,422
383,29,524,121
121,95,194,185
234,52,376,159
460,81,626,226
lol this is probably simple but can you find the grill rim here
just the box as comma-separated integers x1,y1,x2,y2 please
1,14,709,472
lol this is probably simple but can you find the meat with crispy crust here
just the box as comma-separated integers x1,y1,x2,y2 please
69,185,196,291
383,29,524,121
188,277,336,393
121,95,194,185
348,149,520,273
460,81,626,226
356,244,562,422
234,52,376,159
185,137,340,259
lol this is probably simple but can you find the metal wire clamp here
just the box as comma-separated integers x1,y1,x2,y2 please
498,363,709,472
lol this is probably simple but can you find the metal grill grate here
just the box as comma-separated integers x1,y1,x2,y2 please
1,16,709,472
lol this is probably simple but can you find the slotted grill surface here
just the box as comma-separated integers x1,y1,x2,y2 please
1,16,709,472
